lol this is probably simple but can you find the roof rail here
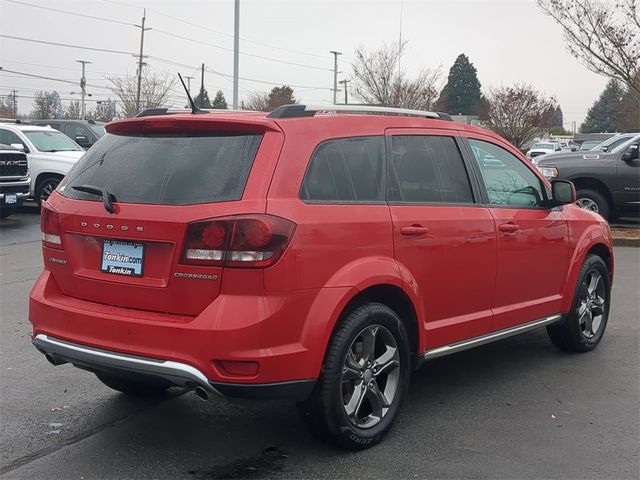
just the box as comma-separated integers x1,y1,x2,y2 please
0,118,26,124
267,104,451,120
136,107,171,118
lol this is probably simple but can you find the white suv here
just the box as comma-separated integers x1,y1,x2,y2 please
0,122,85,205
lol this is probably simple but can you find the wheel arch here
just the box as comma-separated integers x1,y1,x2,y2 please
570,177,615,211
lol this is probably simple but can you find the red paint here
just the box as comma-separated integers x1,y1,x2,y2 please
29,112,613,387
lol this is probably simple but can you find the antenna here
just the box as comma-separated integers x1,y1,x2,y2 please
178,72,204,114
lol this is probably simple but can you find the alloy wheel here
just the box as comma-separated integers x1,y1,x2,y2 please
341,324,400,429
39,180,59,205
576,197,599,213
577,270,606,339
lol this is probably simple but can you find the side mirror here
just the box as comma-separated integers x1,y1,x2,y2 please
601,146,609,152
551,179,576,206
571,146,579,152
621,144,639,162
10,143,26,152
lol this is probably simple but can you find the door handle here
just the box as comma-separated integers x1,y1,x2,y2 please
498,222,520,233
400,225,429,236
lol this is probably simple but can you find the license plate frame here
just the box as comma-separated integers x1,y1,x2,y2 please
101,239,145,277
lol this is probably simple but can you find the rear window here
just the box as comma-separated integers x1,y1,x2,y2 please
59,133,262,205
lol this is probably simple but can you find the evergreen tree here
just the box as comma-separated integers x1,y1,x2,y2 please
580,79,624,133
212,90,228,109
193,88,212,108
553,106,563,127
266,86,296,110
436,54,482,115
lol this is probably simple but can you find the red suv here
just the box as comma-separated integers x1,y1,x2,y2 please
30,105,613,449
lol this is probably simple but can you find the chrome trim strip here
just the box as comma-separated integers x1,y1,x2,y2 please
33,334,221,394
423,314,562,360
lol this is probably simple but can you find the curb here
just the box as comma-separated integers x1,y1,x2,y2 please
612,237,640,247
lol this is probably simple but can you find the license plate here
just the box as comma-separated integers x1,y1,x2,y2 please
5,194,17,204
101,240,144,277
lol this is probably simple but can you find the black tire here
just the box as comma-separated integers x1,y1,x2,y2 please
35,175,62,207
575,189,611,220
0,206,16,219
297,302,411,450
95,371,171,397
547,254,610,352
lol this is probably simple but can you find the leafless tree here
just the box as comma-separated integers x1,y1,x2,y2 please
106,71,176,118
242,86,296,112
64,101,81,119
538,0,640,125
484,84,557,150
351,42,441,110
242,91,270,111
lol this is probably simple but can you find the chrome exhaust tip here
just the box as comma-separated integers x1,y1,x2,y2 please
194,386,209,401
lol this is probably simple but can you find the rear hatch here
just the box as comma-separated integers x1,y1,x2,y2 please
43,115,282,316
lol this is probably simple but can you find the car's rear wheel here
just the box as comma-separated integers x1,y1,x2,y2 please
95,371,171,397
547,254,610,352
297,302,410,450
35,176,62,207
575,189,611,220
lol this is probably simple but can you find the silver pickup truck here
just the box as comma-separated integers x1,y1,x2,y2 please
0,143,31,219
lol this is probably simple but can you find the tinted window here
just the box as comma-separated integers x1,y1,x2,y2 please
0,129,22,146
388,135,474,203
59,133,262,205
300,136,385,202
469,139,547,207
64,124,93,144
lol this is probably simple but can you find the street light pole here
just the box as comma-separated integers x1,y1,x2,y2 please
76,60,91,120
233,0,240,109
330,51,342,105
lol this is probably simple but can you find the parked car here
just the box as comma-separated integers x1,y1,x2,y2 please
30,105,613,450
526,141,561,159
538,134,640,219
29,119,106,150
579,140,603,151
590,133,638,153
0,143,30,219
0,123,85,205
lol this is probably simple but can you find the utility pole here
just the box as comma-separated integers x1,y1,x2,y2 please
330,51,342,105
398,0,404,76
76,60,91,120
232,0,240,109
11,89,18,118
134,8,151,113
199,64,205,108
184,76,194,108
338,79,350,104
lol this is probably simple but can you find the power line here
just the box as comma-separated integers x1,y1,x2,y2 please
0,68,112,90
100,0,329,60
151,29,331,72
4,0,135,26
0,34,135,56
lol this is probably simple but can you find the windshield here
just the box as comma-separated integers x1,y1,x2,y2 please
533,143,554,149
59,133,263,205
611,135,640,153
579,141,599,151
89,125,106,137
24,130,83,152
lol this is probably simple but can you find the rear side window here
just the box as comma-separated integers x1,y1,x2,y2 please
388,135,474,203
59,133,262,205
300,136,385,203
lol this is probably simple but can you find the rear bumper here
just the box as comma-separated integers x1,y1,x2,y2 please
32,334,316,400
29,270,339,399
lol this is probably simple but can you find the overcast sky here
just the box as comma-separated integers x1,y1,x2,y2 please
0,0,609,127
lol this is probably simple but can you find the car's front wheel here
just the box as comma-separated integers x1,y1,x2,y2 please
35,175,62,207
547,254,610,352
298,302,411,450
575,189,611,220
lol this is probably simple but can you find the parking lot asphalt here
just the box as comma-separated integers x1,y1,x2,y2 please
1,211,639,480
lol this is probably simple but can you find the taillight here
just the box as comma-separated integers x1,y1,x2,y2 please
41,204,62,249
181,214,295,268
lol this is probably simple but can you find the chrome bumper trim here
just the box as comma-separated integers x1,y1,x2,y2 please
33,334,221,394
0,192,29,200
423,314,562,360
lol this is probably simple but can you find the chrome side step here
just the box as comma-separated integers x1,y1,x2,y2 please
423,314,563,361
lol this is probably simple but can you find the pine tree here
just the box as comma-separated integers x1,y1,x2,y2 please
212,90,228,109
193,88,212,108
436,54,482,115
580,80,624,133
553,106,563,127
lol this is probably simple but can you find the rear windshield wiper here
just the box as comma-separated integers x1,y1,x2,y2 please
71,184,116,213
